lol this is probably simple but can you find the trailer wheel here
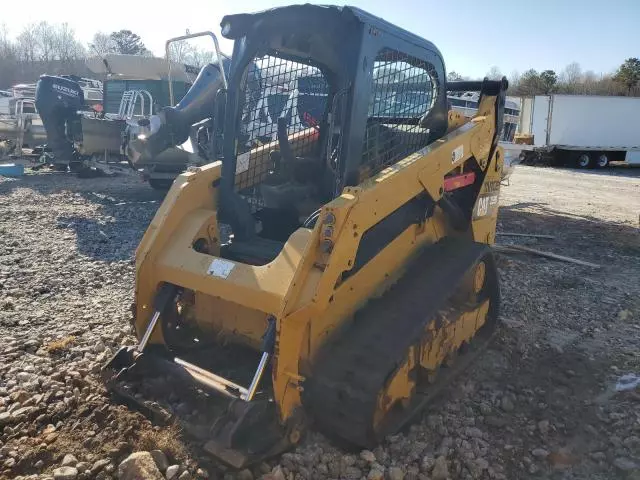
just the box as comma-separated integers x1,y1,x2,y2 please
594,152,609,168
573,152,593,169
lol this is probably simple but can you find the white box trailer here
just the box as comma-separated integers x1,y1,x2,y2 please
518,94,640,168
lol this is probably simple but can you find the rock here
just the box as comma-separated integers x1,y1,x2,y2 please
590,452,606,462
537,420,550,435
4,457,16,468
342,454,357,467
10,390,29,403
178,471,192,480
195,468,209,479
360,450,377,463
500,396,515,412
166,465,180,480
485,416,507,427
618,309,632,322
368,469,384,480
35,460,45,470
387,466,404,480
53,466,78,480
88,459,110,475
343,466,362,479
236,469,253,480
14,405,35,416
43,424,57,435
613,457,638,472
420,455,435,473
466,427,484,439
548,448,578,468
16,372,34,383
0,412,11,426
268,466,286,480
75,462,90,473
437,437,453,457
531,448,550,459
118,452,164,480
474,457,489,473
150,450,169,472
623,436,640,449
431,456,449,480
62,454,78,467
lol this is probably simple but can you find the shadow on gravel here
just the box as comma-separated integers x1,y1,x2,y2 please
498,203,640,260
0,171,165,201
56,205,161,262
55,190,166,262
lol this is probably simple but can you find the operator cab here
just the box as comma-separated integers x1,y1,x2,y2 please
216,5,448,264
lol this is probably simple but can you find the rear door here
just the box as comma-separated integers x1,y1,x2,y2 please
531,95,550,147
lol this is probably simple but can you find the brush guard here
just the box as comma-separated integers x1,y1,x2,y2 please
101,283,296,468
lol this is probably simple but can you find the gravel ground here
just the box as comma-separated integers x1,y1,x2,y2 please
0,165,639,480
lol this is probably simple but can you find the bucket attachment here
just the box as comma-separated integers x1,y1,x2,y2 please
101,292,293,469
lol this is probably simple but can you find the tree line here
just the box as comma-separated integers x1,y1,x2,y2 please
2,21,639,99
0,22,216,90
448,58,640,97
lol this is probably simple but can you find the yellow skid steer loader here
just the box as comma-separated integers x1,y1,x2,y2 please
103,4,508,469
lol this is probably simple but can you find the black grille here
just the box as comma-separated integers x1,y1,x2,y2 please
361,49,439,178
235,55,329,210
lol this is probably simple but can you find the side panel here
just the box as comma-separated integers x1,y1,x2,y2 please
548,95,640,149
531,95,550,147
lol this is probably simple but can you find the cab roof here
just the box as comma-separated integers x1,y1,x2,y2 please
220,4,442,58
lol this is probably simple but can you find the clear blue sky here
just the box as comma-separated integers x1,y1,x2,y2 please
5,0,640,78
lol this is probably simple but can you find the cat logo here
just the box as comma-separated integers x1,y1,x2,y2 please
473,192,500,219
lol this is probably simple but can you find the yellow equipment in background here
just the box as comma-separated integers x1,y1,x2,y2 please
103,4,508,468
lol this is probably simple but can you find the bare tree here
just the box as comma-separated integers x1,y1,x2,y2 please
559,62,582,90
89,32,115,56
486,66,502,80
168,40,192,64
55,23,85,63
507,70,521,93
34,22,57,63
0,24,18,88
0,24,13,56
447,71,463,82
15,24,38,64
187,48,217,69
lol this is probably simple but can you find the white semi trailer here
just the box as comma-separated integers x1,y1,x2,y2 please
518,94,640,168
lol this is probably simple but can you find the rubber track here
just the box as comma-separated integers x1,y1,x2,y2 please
305,238,493,447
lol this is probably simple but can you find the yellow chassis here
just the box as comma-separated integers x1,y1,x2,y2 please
133,95,504,427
